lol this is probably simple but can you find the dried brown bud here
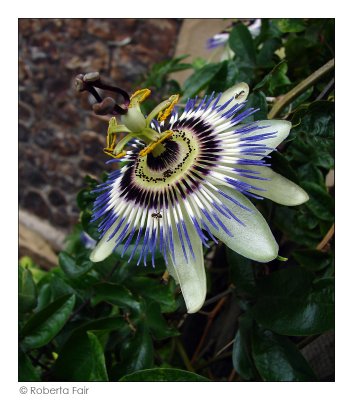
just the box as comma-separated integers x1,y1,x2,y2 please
74,74,85,92
92,97,117,115
83,72,100,83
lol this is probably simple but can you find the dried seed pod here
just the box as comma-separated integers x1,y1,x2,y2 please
92,97,117,115
83,72,100,83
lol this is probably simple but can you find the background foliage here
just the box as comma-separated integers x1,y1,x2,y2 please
19,18,334,382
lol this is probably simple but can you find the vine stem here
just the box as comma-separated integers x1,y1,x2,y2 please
175,338,195,372
191,296,227,364
268,58,334,119
316,223,335,251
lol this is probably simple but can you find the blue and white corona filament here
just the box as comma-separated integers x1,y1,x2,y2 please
89,83,308,313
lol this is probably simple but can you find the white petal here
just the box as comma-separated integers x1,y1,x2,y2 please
166,215,206,314
236,119,291,159
238,166,309,206
90,219,123,262
218,82,249,112
208,186,278,262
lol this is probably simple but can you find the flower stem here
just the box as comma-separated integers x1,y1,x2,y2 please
175,338,195,372
268,58,334,119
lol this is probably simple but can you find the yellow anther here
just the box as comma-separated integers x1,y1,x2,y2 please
103,149,127,159
139,131,174,157
107,117,119,136
106,133,117,149
157,94,179,122
129,88,151,107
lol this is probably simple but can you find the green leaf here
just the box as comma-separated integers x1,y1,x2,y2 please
243,91,268,121
293,249,332,271
182,63,222,100
232,314,258,381
145,302,179,340
19,265,37,314
19,256,47,283
91,282,141,311
274,19,306,33
256,37,282,68
289,101,334,169
74,316,128,333
76,187,97,211
52,331,109,381
119,324,154,375
251,267,334,335
301,181,334,222
87,332,109,381
81,209,100,241
270,151,300,185
229,24,256,67
253,61,291,95
119,368,209,382
273,206,322,248
251,326,317,381
21,294,76,350
18,350,41,381
227,248,256,294
35,283,53,311
207,60,240,93
59,251,94,279
127,277,177,313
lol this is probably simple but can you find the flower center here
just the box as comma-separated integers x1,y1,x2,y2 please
133,129,200,190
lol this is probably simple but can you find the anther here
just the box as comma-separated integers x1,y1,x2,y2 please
139,131,174,157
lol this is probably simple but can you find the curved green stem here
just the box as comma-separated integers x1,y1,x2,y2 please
268,58,334,119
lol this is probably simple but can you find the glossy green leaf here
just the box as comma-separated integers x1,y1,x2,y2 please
119,368,209,382
91,282,141,311
227,248,256,294
145,302,179,340
87,332,109,381
243,91,268,121
270,151,300,184
229,24,256,67
18,350,41,382
251,326,317,381
274,206,322,248
21,294,76,350
253,61,291,95
207,60,240,93
119,324,154,375
81,209,100,241
59,251,94,279
251,268,334,335
232,314,258,381
19,266,37,314
182,63,222,100
274,19,306,33
77,186,97,211
289,101,334,169
35,283,52,312
256,37,282,68
301,182,334,222
52,331,109,381
127,277,177,313
293,249,332,271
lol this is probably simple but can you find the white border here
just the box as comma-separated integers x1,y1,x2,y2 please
1,2,351,399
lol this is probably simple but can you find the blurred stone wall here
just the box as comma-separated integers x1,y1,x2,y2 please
19,18,182,247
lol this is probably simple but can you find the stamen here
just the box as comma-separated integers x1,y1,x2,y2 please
157,94,180,122
103,149,127,159
129,88,151,107
139,130,174,157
